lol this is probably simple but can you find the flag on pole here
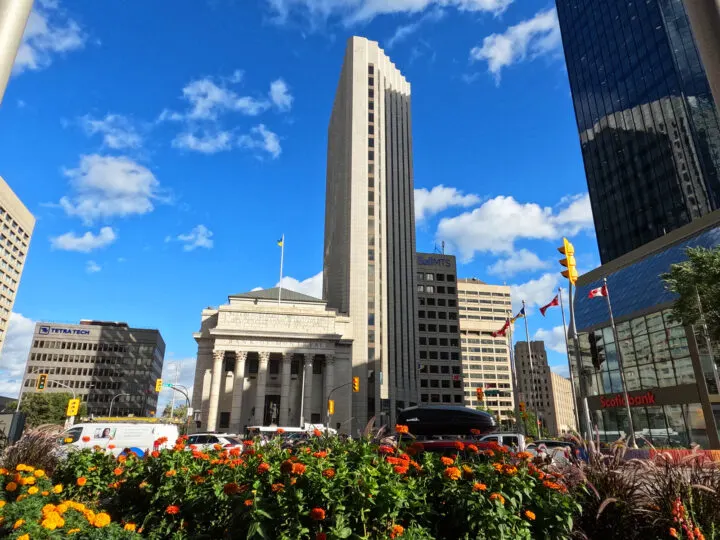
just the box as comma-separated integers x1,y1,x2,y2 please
277,238,284,247
491,319,510,338
539,295,559,316
511,306,525,323
588,284,608,298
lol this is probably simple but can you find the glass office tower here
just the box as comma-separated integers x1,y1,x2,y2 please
556,0,720,263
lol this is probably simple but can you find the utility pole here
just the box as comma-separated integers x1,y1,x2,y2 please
0,0,34,106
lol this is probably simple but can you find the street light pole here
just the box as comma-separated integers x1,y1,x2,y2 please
108,393,132,417
165,384,191,434
326,382,352,431
0,0,34,106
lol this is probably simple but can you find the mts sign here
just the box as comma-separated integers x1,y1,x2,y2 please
600,391,656,408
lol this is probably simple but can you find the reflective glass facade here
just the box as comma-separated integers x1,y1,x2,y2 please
557,0,720,263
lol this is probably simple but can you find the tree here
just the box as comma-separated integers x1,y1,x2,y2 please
662,246,720,341
162,403,188,420
17,393,87,428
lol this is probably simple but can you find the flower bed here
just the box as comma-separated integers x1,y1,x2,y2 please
1,430,579,539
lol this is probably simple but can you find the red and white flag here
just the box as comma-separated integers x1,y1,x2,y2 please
588,285,608,299
539,295,559,316
491,319,510,338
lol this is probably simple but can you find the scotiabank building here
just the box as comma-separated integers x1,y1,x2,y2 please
572,214,720,449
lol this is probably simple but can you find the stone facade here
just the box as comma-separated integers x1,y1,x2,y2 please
191,289,353,434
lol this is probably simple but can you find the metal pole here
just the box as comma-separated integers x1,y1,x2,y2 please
170,363,180,419
109,393,131,417
299,358,306,428
0,0,34,106
507,314,523,434
326,382,352,431
568,281,593,440
603,277,638,448
558,288,581,432
522,300,539,432
278,234,284,306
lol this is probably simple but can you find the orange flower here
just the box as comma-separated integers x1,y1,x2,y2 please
244,499,253,507
440,456,454,466
166,505,180,515
378,445,395,455
213,444,223,451
223,482,240,495
390,524,405,538
151,451,160,458
454,441,465,451
310,507,326,521
462,465,474,479
5,481,17,492
516,451,533,460
257,462,270,474
271,483,285,492
524,510,536,521
76,477,87,487
277,428,285,434
292,463,306,475
322,468,335,478
108,444,116,450
467,444,479,454
489,493,506,505
473,482,487,492
502,465,518,476
281,460,294,474
165,470,177,477
313,429,323,437
13,518,25,529
313,451,328,459
394,465,409,474
124,523,137,531
395,424,409,434
82,436,91,442
669,529,678,538
113,468,123,476
444,467,461,481
155,437,168,445
470,428,481,436
117,455,126,463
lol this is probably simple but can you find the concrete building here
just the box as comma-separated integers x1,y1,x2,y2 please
416,253,464,406
0,176,34,351
191,288,353,434
20,321,165,417
324,36,418,430
457,279,514,426
514,341,578,436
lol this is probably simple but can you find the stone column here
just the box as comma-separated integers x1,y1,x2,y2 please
230,351,248,433
301,354,314,426
206,350,225,432
254,352,270,425
324,355,335,425
279,353,293,426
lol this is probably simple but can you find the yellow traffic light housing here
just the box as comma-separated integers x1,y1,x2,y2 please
155,379,163,392
327,399,335,415
558,237,578,285
476,387,484,401
519,401,526,413
36,373,48,391
66,398,80,416
352,377,360,393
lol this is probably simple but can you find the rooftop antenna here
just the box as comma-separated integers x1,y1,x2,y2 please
441,241,445,254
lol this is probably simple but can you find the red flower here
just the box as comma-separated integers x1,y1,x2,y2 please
113,467,123,476
244,499,253,507
292,463,306,475
393,465,409,474
82,436,91,443
155,437,168,446
470,428,481,436
390,524,405,538
313,451,328,459
166,505,180,515
107,443,116,449
310,508,326,521
151,450,160,458
76,477,87,487
467,444,479,454
313,429,323,437
454,441,465,451
322,468,335,478
277,428,285,434
378,445,395,455
257,462,270,474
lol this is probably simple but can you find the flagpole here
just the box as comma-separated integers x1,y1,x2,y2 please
507,315,523,434
603,277,638,448
568,281,593,440
278,234,284,306
522,300,539,435
558,288,581,433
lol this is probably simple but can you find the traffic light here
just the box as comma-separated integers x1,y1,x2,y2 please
519,401,526,413
476,387,484,401
66,398,80,416
327,399,335,415
558,237,578,285
36,374,48,391
352,376,360,392
155,379,163,392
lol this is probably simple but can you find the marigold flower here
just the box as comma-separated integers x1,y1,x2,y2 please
0,501,4,508
257,462,271,474
13,519,25,529
394,465,409,474
165,469,177,477
390,524,405,538
313,451,328,459
440,456,454,466
224,482,240,495
93,512,112,528
378,445,395,455
516,451,533,460
524,510,536,521
28,486,39,495
42,503,56,514
118,455,127,463
292,463,306,475
473,482,487,491
155,436,168,445
489,492,506,505
470,428,481,436
124,523,137,531
151,451,160,458
313,429,323,437
271,483,285,492
467,444,479,454
462,465,474,479
18,535,30,540
34,469,45,478
454,441,465,451
310,507,326,521
395,424,410,434
444,467,461,481
669,528,678,538
166,505,180,515
22,476,35,485
322,468,335,478
5,481,17,492
244,499,253,507
108,443,116,449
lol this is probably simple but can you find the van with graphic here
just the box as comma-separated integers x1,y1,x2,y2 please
59,422,178,457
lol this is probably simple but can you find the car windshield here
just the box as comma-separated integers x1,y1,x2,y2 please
60,427,82,444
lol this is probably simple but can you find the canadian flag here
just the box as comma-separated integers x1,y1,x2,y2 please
588,284,608,298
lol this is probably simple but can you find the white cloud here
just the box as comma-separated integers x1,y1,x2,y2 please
238,124,282,158
267,0,513,25
437,192,593,262
276,271,323,299
172,130,233,154
51,226,116,252
80,114,142,149
86,260,101,273
250,286,264,292
60,155,162,224
387,8,443,48
269,79,293,112
533,325,568,354
156,358,196,414
414,185,480,222
488,248,549,277
174,225,214,251
14,2,86,75
510,273,561,312
0,313,36,399
470,7,561,81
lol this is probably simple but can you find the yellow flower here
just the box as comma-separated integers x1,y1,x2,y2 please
57,503,69,514
124,523,137,531
13,518,25,529
28,487,39,495
0,500,5,508
34,470,45,478
15,464,26,472
5,482,17,492
18,535,30,540
16,494,26,501
42,517,60,530
41,491,49,496
68,529,81,535
93,512,112,528
53,484,63,494
22,476,35,485
83,509,96,523
64,438,73,444
42,504,57,514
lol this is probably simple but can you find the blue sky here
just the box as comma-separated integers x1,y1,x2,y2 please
0,0,601,410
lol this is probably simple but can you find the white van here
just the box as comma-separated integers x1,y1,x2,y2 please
477,432,527,451
59,422,179,457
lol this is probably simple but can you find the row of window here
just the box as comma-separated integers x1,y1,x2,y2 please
0,269,17,287
418,350,461,361
460,315,508,322
419,379,463,389
420,394,464,404
419,337,459,347
27,366,125,377
419,364,461,374
418,310,458,320
418,323,458,333
458,290,510,297
30,353,154,367
33,340,132,353
460,298,511,306
460,306,508,313
417,273,456,283
417,285,456,294
24,378,122,390
418,297,456,307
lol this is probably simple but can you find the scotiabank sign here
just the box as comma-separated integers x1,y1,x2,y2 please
600,391,656,408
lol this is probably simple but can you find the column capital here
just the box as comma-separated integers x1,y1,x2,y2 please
304,353,314,365
235,351,248,361
213,350,225,361
324,354,335,364
259,351,271,362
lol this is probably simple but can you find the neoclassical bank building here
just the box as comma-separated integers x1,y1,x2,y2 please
191,288,354,434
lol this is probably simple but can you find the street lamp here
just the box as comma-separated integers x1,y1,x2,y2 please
108,393,132,417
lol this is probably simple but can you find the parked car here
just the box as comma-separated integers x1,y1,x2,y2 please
527,439,588,462
186,433,243,451
397,405,497,437
477,432,527,451
59,422,178,457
